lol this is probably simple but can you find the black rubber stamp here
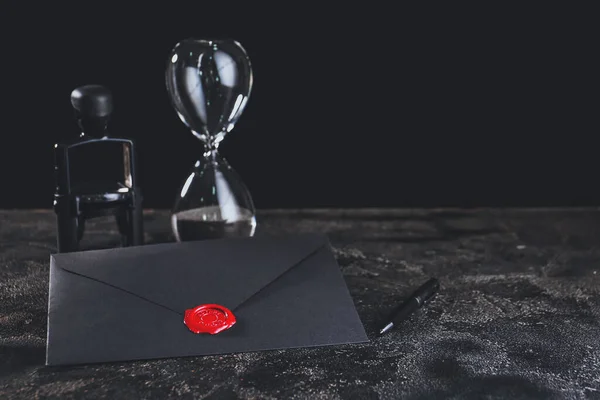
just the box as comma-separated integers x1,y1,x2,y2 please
53,85,144,252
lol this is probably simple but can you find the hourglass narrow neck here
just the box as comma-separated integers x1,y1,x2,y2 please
200,146,223,167
193,128,226,150
202,139,221,157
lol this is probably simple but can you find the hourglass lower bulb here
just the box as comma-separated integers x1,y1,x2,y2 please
166,38,256,241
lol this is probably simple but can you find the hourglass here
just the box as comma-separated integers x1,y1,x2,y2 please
166,38,256,242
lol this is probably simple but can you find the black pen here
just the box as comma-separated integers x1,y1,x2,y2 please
379,278,440,335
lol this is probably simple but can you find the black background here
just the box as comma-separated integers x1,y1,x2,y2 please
0,4,596,209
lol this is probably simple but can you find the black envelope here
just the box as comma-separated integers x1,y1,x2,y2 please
46,233,368,366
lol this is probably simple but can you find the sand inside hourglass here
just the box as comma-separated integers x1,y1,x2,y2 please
171,206,256,241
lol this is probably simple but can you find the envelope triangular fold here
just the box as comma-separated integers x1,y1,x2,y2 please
52,234,326,313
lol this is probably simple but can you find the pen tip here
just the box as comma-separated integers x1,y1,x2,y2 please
379,322,393,335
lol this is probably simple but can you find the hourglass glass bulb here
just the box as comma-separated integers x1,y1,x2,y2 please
166,38,257,242
165,39,253,147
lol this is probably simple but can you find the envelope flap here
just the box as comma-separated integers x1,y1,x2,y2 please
52,233,328,314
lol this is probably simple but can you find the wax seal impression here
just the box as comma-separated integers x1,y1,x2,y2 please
184,304,236,334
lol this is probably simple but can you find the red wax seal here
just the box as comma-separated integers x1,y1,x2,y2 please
183,304,236,334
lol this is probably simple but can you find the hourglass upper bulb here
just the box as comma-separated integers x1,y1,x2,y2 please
165,39,253,146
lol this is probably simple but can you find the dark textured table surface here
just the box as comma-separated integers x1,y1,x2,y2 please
1,208,600,399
